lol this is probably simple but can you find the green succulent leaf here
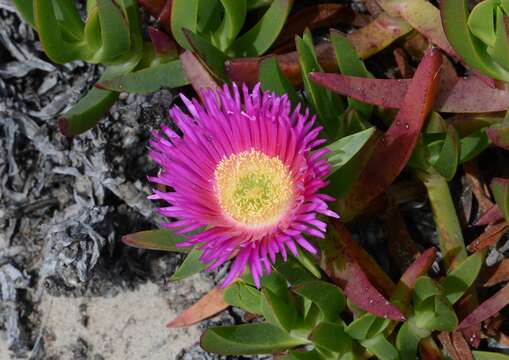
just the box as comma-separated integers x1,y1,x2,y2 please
259,56,301,107
33,0,90,63
491,177,509,222
396,317,430,360
296,30,343,137
326,127,376,174
54,0,85,42
345,314,390,341
468,0,497,47
360,334,399,360
121,229,192,253
223,281,262,314
171,0,199,50
292,280,345,322
414,296,458,331
441,0,507,80
460,129,490,163
200,323,307,355
473,351,509,360
330,30,372,119
488,7,509,72
183,28,229,82
429,125,460,181
274,257,316,285
440,251,485,305
309,322,353,354
212,0,247,51
261,288,297,331
413,276,441,305
230,0,293,56
286,349,326,360
170,248,207,281
295,248,321,279
12,0,35,27
96,0,131,62
98,60,189,93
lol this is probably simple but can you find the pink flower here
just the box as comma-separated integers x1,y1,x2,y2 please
148,83,337,287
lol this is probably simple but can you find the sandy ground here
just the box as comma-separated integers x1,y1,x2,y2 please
1,276,215,360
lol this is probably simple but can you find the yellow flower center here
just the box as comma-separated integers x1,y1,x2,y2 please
214,149,294,228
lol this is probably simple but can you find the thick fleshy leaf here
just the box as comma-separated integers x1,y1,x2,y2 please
33,0,89,63
458,282,509,329
378,0,456,58
294,249,321,279
53,0,85,41
230,0,293,57
326,127,376,174
179,51,219,97
121,229,191,253
460,129,490,164
413,277,441,305
481,258,509,287
440,0,508,81
296,30,343,137
309,322,352,354
183,28,229,82
170,248,207,281
487,124,509,151
171,0,199,49
212,0,246,51
361,334,399,360
292,280,345,322
58,0,143,135
98,60,188,93
223,281,262,314
200,323,306,355
451,331,473,360
415,295,458,331
338,48,442,221
226,13,411,87
391,248,438,312
441,252,485,305
467,222,509,252
319,222,405,321
473,351,509,360
58,85,118,136
468,0,497,47
286,349,326,360
491,178,509,223
476,205,504,226
96,0,131,62
346,315,390,340
396,317,430,360
12,0,35,27
274,257,316,285
430,125,460,180
167,287,228,327
330,30,372,118
261,288,297,331
310,72,509,113
148,26,178,60
259,56,300,107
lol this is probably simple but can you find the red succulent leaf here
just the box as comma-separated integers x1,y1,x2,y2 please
337,47,442,220
310,71,509,113
467,222,508,252
320,221,405,321
476,205,505,226
481,259,509,288
166,287,228,328
458,282,509,330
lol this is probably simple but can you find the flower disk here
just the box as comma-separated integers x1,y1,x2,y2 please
149,83,337,287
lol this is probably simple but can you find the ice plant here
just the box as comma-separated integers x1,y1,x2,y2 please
148,83,337,287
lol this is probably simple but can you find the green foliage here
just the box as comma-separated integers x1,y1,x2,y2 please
121,229,191,253
441,0,509,81
170,248,207,281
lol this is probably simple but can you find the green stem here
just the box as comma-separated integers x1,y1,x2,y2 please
417,171,467,270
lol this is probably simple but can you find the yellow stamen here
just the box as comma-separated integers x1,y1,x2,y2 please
214,149,294,228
